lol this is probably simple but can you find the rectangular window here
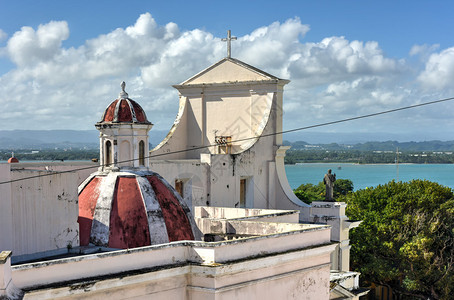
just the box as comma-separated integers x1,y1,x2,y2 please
240,179,246,208
175,179,184,198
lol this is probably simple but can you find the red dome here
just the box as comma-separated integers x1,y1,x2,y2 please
100,98,150,124
78,171,197,249
8,157,19,163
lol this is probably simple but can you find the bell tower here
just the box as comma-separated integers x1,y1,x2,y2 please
95,82,153,171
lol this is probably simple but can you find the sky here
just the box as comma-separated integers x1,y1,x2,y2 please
1,0,454,142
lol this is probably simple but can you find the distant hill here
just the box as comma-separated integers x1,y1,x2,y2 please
283,140,454,152
2,130,453,152
282,131,454,144
0,130,169,149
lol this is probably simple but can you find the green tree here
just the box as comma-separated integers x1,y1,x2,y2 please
293,182,325,204
333,179,354,197
343,180,454,299
294,179,353,204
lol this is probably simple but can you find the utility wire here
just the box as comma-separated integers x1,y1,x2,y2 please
1,96,453,186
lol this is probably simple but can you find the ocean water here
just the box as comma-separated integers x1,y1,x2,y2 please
285,163,454,191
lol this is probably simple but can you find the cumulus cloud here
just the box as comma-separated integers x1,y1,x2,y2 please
285,37,399,88
238,18,309,71
7,21,69,66
0,14,452,140
0,13,207,130
140,29,219,88
417,47,454,90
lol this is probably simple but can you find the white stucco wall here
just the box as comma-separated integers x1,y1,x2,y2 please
8,169,79,256
1,162,98,258
11,161,98,186
0,164,13,252
150,160,210,210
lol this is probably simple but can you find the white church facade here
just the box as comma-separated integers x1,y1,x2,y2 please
150,57,310,219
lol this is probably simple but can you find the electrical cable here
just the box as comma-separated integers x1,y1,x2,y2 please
0,95,453,186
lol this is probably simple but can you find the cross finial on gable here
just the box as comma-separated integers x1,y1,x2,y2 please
221,30,237,58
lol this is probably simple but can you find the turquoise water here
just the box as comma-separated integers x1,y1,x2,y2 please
285,163,454,191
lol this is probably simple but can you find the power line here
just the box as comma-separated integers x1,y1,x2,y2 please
1,95,453,186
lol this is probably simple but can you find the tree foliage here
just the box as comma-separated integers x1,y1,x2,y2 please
294,179,353,204
344,180,454,299
0,149,99,161
294,182,325,204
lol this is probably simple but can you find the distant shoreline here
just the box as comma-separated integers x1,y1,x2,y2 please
286,162,453,166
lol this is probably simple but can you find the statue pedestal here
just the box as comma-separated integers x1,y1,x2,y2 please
309,202,361,272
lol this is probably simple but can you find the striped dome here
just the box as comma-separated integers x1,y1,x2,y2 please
78,170,197,249
98,82,151,124
100,98,150,124
8,155,19,163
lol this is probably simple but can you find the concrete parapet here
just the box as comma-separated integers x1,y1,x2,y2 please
0,251,21,300
310,201,362,272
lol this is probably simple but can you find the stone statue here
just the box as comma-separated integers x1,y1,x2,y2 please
323,169,336,201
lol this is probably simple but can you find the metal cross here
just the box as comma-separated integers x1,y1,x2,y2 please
221,30,237,58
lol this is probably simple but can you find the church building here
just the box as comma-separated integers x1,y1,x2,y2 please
150,56,309,219
0,31,366,299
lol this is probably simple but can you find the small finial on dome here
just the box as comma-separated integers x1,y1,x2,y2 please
119,81,129,99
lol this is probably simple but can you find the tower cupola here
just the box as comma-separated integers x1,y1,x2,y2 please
78,82,199,249
96,82,153,170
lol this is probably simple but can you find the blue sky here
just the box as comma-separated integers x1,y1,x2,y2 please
1,0,454,141
2,1,452,58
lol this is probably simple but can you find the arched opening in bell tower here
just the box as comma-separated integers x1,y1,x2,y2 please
139,140,145,166
106,140,112,166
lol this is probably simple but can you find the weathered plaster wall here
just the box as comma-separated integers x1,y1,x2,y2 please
9,169,79,256
0,164,13,252
195,206,300,223
189,263,331,300
11,162,98,186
